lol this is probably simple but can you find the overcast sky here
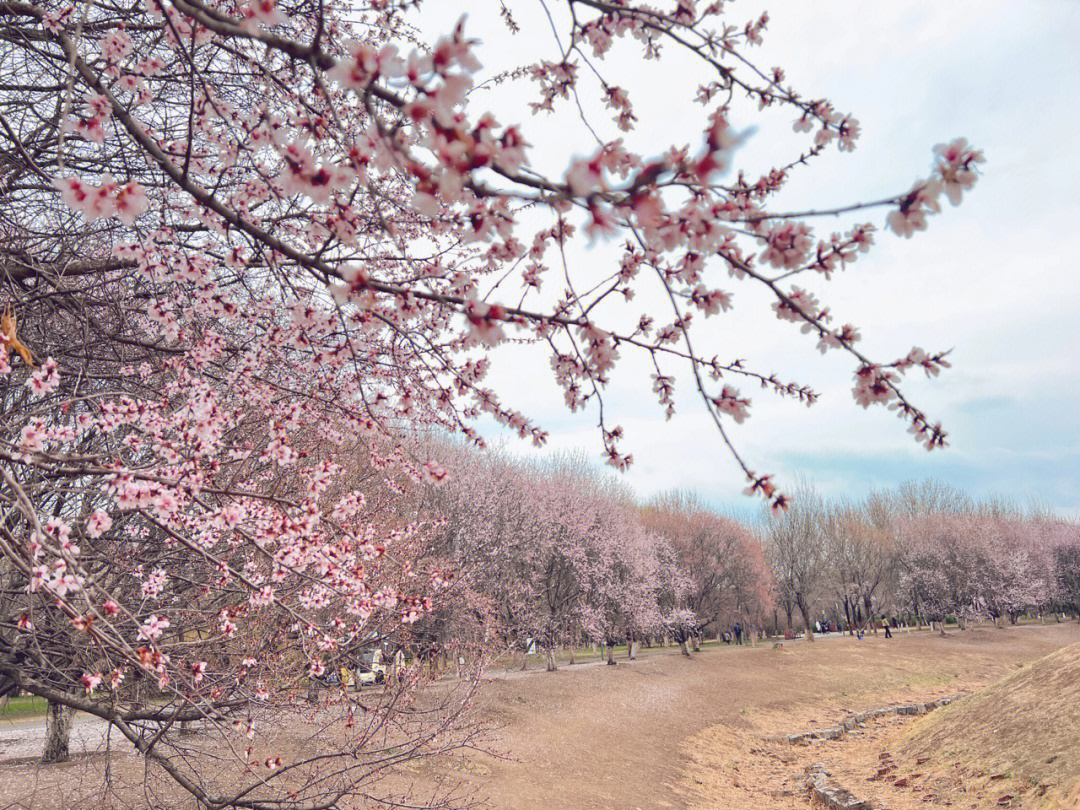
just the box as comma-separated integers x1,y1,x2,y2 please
413,2,1080,516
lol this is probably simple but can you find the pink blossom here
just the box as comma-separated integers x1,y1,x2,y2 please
761,223,813,269
887,179,942,238
138,614,170,641
463,299,507,347
422,461,449,484
81,672,103,694
712,385,751,423
113,182,148,225
330,42,403,90
26,357,60,398
86,509,113,538
240,0,288,29
19,419,46,455
934,137,984,205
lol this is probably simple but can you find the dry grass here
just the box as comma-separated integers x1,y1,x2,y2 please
901,641,1080,808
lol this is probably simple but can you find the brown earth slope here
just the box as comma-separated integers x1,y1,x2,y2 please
902,641,1080,808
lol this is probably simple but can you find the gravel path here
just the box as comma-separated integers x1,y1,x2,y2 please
0,714,132,762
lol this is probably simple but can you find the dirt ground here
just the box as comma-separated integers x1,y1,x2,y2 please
412,623,1080,809
3,623,1078,809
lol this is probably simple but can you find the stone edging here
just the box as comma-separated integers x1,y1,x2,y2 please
806,763,872,810
794,695,963,809
782,694,962,745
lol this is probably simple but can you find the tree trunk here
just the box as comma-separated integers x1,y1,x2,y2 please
545,647,557,672
691,634,701,652
606,644,616,666
679,638,692,657
798,602,815,643
42,700,74,764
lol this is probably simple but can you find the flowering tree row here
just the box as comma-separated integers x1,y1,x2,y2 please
417,444,774,668
767,481,1080,636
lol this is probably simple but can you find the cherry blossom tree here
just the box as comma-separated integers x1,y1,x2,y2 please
1052,525,1080,619
425,448,657,670
0,0,985,804
897,512,989,631
893,508,1066,631
723,523,775,643
1,0,981,508
0,295,481,797
642,491,759,653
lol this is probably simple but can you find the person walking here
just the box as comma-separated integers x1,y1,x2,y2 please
733,623,743,646
884,617,893,639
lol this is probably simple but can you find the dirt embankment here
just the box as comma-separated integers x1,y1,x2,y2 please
900,640,1080,808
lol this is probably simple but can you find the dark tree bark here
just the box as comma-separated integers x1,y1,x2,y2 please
797,601,815,642
42,700,73,764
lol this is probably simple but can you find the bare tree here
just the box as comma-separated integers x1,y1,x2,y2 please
766,484,826,640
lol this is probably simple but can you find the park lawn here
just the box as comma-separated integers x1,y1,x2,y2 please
499,618,1024,671
0,695,48,721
